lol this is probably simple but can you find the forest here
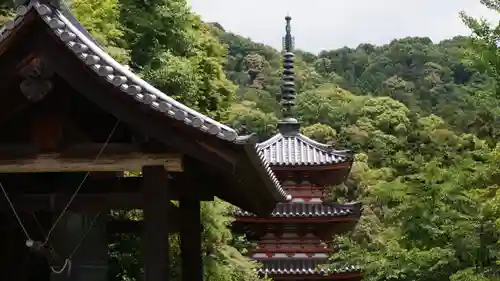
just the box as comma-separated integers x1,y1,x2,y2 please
1,0,499,280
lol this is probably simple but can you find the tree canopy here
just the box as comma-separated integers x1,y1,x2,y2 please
210,1,500,280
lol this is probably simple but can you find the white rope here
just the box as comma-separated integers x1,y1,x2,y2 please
42,119,119,246
50,258,72,276
0,119,120,276
32,212,100,276
48,212,99,276
67,213,101,259
0,181,31,240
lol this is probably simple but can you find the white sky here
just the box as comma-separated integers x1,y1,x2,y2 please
189,0,499,54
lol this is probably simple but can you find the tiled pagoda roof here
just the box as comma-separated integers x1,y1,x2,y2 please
234,202,360,218
257,132,353,167
257,259,360,276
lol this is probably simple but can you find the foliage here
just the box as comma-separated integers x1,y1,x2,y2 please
69,0,130,63
211,2,500,281
1,0,498,280
117,0,235,119
0,2,12,25
460,0,499,96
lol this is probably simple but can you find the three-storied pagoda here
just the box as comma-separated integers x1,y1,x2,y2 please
233,16,362,280
0,1,290,281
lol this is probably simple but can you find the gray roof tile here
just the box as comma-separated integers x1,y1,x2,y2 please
235,202,359,218
257,259,360,276
258,132,353,166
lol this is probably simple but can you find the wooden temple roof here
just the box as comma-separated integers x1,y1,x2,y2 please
235,202,360,218
0,1,291,216
258,132,353,167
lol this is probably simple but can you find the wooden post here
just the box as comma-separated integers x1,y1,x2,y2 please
142,165,170,281
180,197,202,281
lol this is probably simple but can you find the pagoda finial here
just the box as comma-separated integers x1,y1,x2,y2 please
278,15,299,134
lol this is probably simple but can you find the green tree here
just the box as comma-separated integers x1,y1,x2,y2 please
460,0,499,95
118,0,235,119
70,0,130,63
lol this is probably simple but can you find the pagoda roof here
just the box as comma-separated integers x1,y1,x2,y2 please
258,132,353,167
234,202,360,218
257,259,360,277
0,1,290,216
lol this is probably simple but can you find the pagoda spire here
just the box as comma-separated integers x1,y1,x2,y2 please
278,15,300,134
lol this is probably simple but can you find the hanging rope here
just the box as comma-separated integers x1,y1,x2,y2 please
33,212,101,276
0,181,31,241
42,119,119,246
0,119,120,276
50,258,72,276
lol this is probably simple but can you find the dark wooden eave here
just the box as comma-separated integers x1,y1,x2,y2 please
0,1,291,216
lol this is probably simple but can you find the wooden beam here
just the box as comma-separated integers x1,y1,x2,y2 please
0,192,180,212
108,219,179,233
0,175,214,200
142,165,171,281
0,144,183,172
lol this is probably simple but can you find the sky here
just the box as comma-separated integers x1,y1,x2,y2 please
189,0,499,54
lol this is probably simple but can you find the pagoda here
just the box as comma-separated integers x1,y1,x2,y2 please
233,16,362,280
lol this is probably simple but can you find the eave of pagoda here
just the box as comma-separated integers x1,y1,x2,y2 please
234,202,361,220
252,252,330,258
257,259,361,280
271,162,351,171
257,132,354,182
267,273,362,281
235,217,358,223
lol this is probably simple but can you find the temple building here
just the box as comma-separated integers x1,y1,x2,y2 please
0,1,290,281
233,16,362,280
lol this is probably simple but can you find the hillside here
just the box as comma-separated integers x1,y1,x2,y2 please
212,15,500,280
212,24,498,141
